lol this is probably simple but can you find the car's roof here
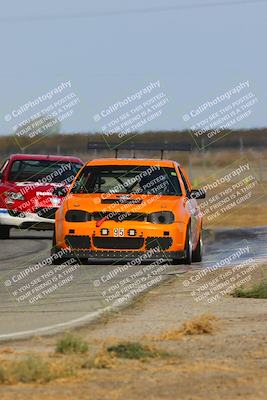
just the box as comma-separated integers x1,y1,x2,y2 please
9,154,83,163
86,158,177,167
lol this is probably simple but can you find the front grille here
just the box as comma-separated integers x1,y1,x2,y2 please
65,235,91,249
8,210,26,218
36,207,58,220
92,212,146,222
93,236,144,250
146,237,173,251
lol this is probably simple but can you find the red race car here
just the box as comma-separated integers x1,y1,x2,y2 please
0,154,83,239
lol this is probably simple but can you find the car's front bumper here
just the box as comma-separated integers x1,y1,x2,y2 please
0,208,55,230
51,247,186,261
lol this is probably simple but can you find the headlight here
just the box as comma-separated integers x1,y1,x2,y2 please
148,211,174,224
65,210,91,222
5,191,25,201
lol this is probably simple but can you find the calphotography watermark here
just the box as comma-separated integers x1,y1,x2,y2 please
3,80,80,150
183,245,260,305
92,80,170,147
92,247,172,306
181,80,260,149
3,250,80,305
193,159,266,225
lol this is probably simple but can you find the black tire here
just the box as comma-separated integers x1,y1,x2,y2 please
173,223,192,265
51,250,69,265
192,229,203,263
51,230,67,265
51,229,57,256
184,224,192,265
52,229,56,247
51,230,87,265
78,258,89,265
0,226,10,239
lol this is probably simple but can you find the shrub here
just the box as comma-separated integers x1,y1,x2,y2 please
107,342,158,360
56,332,89,354
233,281,267,299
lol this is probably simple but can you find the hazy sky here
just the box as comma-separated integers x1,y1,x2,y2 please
0,0,266,135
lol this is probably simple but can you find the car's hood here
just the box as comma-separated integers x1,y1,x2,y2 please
66,193,185,214
8,181,68,196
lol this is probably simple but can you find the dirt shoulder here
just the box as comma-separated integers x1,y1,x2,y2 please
0,265,266,400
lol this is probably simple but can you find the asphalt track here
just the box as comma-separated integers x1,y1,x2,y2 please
0,227,266,341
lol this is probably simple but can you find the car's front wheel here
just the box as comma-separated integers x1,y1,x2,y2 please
184,224,192,265
192,229,203,263
0,226,10,239
173,223,192,265
51,230,68,265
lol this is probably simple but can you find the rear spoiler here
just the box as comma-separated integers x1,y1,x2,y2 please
88,141,191,160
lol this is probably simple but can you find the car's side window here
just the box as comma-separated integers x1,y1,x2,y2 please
178,167,191,198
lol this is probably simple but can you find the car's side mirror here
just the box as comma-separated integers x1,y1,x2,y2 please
190,189,206,199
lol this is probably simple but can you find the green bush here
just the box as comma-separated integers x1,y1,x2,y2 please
107,342,158,360
56,332,89,354
233,281,267,299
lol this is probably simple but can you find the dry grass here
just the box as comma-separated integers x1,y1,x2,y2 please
0,340,172,385
0,354,76,384
0,348,15,354
156,314,218,341
82,349,116,369
0,350,114,384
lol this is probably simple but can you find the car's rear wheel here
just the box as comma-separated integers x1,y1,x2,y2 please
192,229,203,263
0,226,10,239
173,223,192,265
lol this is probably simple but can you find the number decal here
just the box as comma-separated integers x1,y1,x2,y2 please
114,228,124,237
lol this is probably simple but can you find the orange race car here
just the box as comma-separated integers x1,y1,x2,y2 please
51,158,205,265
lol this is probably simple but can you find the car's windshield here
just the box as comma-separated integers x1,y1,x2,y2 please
71,165,182,196
8,159,82,184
